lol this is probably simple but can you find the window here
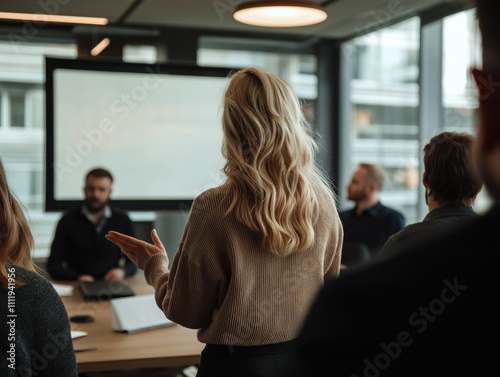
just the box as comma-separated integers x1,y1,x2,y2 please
198,46,318,128
441,9,492,211
0,41,77,257
442,10,481,133
341,18,421,224
123,45,157,64
26,89,45,129
10,92,25,128
340,9,492,226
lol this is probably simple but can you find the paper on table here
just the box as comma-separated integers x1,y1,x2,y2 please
111,294,174,333
51,283,74,296
71,331,88,339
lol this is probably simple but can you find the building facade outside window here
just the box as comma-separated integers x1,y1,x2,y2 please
442,10,481,134
441,10,492,211
340,9,489,225
341,17,421,223
0,42,77,258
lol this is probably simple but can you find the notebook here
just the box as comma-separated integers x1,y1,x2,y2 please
78,280,135,301
111,294,174,333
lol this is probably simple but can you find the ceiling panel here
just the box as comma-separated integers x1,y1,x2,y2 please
0,0,469,39
317,0,453,38
125,0,321,35
125,0,457,38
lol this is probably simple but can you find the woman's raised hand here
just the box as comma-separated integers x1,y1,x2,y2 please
105,229,166,270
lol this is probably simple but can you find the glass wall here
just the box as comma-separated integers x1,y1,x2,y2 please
341,18,421,223
442,10,481,134
441,9,492,211
340,8,490,225
0,42,77,258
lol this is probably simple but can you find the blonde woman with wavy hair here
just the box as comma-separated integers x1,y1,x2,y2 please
107,68,343,377
0,159,77,376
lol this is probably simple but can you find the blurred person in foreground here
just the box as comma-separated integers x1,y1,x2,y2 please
0,159,77,376
106,67,343,377
289,1,500,376
48,168,136,281
381,132,483,255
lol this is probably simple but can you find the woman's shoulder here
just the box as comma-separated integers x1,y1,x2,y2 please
314,185,337,209
314,186,341,226
7,264,58,297
6,265,69,324
192,185,233,212
196,185,231,199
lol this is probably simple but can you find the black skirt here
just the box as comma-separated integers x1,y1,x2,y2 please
196,340,296,377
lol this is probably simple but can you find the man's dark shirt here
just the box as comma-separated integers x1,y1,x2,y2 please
381,206,478,255
47,206,137,280
289,203,500,377
340,202,405,255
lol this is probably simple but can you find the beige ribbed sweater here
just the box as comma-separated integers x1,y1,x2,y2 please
144,185,343,346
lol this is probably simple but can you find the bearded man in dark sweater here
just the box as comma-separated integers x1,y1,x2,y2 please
48,168,136,281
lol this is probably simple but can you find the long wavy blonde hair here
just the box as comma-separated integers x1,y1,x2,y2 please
0,159,35,287
222,68,334,257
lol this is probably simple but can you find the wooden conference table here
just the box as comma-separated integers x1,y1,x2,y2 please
60,274,204,373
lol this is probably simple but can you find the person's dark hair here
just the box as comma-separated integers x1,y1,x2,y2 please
86,168,113,182
423,132,482,207
359,163,386,191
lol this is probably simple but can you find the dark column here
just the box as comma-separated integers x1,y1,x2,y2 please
316,38,341,193
156,29,199,65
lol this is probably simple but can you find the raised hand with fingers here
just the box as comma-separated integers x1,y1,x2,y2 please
105,229,166,271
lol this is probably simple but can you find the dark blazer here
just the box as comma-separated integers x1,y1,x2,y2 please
381,206,478,255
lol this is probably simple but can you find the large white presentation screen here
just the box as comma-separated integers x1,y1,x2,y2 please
49,62,231,209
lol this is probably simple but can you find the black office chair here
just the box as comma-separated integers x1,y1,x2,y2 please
341,242,371,267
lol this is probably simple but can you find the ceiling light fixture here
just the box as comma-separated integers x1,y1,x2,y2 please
0,12,108,25
90,38,111,56
234,1,327,28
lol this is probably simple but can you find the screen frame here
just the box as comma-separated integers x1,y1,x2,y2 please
45,57,234,212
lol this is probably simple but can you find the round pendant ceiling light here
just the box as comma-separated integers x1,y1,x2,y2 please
234,1,327,28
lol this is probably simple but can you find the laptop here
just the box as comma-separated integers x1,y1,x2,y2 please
79,280,135,302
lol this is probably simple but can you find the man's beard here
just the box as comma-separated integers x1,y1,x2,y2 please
85,199,107,213
348,190,367,202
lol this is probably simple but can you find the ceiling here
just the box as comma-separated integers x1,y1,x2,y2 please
0,0,469,41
